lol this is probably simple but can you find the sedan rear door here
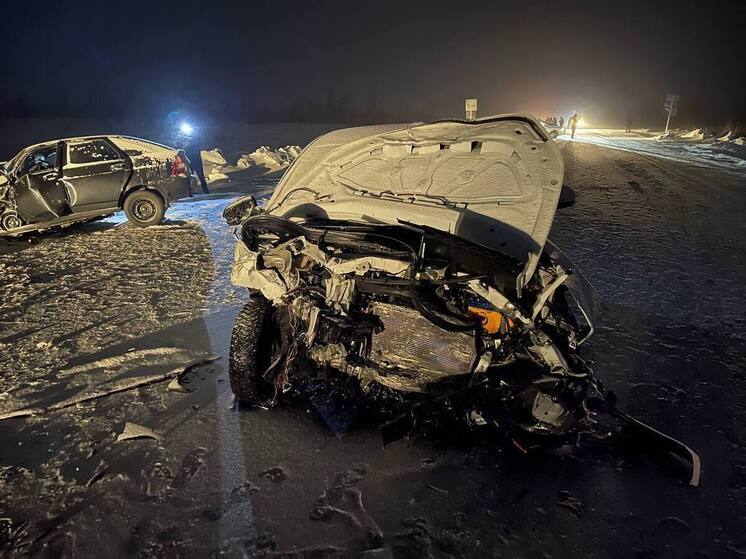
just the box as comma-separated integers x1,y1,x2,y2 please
61,138,131,212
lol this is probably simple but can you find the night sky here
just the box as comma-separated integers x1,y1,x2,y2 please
3,0,745,128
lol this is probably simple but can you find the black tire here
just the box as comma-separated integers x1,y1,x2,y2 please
229,295,278,404
0,211,22,231
123,190,166,227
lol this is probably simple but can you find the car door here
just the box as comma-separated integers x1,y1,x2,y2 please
13,142,68,223
61,138,131,212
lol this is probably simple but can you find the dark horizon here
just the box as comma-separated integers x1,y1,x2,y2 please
3,0,745,130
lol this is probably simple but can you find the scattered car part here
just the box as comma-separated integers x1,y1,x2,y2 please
116,421,164,442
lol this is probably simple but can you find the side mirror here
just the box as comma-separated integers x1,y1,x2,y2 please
223,195,259,225
557,184,576,209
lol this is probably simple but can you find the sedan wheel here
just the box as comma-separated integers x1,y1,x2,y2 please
123,190,166,227
0,211,22,231
229,295,282,404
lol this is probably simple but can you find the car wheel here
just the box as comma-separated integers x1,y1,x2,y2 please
0,211,22,231
229,294,280,404
123,190,166,227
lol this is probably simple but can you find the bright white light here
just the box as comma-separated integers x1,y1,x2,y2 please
179,122,194,135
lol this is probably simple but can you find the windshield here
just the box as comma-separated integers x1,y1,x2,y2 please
4,144,58,178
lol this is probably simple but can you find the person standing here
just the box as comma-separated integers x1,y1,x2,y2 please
568,113,579,139
171,119,210,195
185,140,209,194
559,115,565,133
626,115,632,134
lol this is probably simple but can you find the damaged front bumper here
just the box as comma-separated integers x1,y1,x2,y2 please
227,212,701,486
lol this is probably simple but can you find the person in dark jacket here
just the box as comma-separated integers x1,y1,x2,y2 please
185,142,209,194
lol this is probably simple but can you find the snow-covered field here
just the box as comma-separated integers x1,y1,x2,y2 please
1,131,745,557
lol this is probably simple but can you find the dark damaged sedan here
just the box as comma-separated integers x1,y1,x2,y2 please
0,136,197,233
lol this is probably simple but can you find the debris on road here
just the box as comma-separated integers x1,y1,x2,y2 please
85,460,109,486
0,355,219,421
116,422,164,442
259,466,288,483
556,492,585,518
426,484,449,496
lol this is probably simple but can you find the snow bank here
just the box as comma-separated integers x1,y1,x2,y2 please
201,144,302,185
207,168,230,184
200,149,228,166
704,132,746,162
655,128,712,141
680,128,708,140
236,145,301,171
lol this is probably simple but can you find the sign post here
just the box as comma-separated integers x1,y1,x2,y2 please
465,98,478,121
663,94,679,135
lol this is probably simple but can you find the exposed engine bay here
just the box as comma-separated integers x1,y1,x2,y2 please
231,214,604,439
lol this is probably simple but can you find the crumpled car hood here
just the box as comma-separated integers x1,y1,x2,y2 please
265,114,564,286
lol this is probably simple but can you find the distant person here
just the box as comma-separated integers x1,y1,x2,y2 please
184,138,209,195
568,113,579,139
559,116,565,132
172,125,210,195
626,116,632,134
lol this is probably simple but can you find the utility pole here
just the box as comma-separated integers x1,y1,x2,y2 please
664,94,679,135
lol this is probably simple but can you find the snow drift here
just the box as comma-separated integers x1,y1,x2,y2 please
199,145,302,185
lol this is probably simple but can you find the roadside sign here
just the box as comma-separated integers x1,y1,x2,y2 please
664,93,679,134
465,98,478,120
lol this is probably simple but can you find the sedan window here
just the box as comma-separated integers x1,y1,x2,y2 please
69,140,119,165
18,146,57,177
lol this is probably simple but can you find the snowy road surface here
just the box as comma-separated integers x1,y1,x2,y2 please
569,129,746,174
1,139,745,557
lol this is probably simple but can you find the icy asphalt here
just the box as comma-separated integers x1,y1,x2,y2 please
1,135,745,558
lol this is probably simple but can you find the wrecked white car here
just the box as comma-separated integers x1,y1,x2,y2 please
224,115,700,484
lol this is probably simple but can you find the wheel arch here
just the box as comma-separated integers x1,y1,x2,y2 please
120,184,169,209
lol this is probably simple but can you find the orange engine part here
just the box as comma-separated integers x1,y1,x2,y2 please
467,306,513,335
